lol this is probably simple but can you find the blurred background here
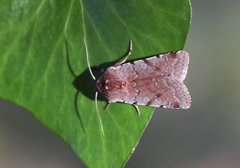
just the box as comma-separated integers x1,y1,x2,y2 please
1,0,240,167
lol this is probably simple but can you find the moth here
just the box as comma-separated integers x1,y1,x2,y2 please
84,38,191,134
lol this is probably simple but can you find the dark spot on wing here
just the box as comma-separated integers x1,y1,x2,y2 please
169,52,177,59
146,99,153,106
172,102,180,109
143,59,151,66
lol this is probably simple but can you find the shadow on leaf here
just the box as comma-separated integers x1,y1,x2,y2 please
64,38,121,132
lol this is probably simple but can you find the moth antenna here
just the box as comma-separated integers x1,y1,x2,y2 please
95,91,105,135
84,37,96,80
84,37,104,135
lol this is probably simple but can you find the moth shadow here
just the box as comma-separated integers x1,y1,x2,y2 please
72,60,116,101
65,38,134,132
70,62,115,133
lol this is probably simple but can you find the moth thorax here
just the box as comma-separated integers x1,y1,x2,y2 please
96,77,128,93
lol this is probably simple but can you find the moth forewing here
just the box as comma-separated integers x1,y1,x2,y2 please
96,51,191,109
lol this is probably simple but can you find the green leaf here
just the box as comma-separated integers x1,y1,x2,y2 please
0,0,191,167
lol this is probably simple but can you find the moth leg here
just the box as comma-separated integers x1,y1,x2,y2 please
133,104,141,115
104,101,111,111
115,40,133,66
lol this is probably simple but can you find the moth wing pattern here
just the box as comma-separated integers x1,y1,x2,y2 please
96,50,191,109
130,51,190,109
129,77,191,109
129,51,191,109
168,51,189,81
136,51,189,82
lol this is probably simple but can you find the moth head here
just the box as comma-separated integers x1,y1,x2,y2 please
96,77,105,93
96,71,125,95
96,75,113,94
